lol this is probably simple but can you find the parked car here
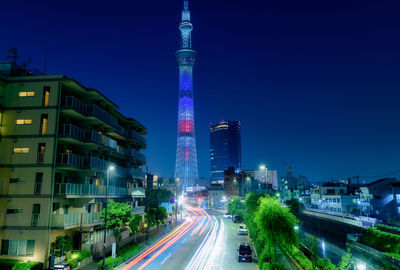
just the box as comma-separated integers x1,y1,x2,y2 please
237,242,252,262
233,215,243,223
238,224,248,235
223,212,232,219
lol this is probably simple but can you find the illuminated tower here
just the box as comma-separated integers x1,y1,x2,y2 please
175,0,198,187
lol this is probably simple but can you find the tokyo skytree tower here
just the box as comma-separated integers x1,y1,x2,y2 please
174,0,198,187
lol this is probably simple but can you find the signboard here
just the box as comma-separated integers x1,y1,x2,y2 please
112,243,116,258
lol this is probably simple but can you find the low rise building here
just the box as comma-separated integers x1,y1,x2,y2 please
0,61,146,266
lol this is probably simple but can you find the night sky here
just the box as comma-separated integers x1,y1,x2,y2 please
1,0,400,182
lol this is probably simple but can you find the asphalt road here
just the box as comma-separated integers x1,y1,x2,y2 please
119,207,258,270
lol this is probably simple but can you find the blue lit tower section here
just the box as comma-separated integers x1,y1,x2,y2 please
175,0,198,187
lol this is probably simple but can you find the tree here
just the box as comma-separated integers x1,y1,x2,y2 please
100,199,134,249
50,236,73,258
244,192,264,216
254,196,298,260
128,214,142,241
142,189,174,208
228,197,243,215
337,249,354,270
148,206,168,231
286,198,305,216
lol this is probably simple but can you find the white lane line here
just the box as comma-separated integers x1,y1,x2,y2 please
161,253,172,264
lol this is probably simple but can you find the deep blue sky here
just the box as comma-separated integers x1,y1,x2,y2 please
1,0,400,182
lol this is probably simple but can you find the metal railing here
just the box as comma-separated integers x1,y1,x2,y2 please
56,153,83,168
127,149,146,162
129,168,146,179
59,124,85,139
85,104,119,129
54,183,130,196
61,96,85,114
51,212,101,227
126,129,146,145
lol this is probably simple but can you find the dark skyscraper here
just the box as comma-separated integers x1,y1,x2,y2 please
210,120,241,185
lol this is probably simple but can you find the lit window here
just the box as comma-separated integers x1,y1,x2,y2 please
18,91,35,97
13,148,29,153
396,194,400,202
16,119,32,125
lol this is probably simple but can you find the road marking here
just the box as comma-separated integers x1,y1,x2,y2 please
161,253,171,264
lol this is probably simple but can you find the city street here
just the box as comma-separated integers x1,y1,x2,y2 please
119,207,257,270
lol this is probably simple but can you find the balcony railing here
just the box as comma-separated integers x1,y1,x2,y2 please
59,124,85,140
51,212,101,228
129,168,145,179
61,96,86,114
54,183,130,196
84,156,109,171
85,104,119,129
127,149,146,163
56,153,83,168
126,129,146,146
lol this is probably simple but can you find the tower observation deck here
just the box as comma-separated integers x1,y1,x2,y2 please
174,0,198,188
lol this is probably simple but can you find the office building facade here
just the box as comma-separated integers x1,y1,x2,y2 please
210,120,241,185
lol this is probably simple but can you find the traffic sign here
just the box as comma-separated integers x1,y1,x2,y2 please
169,198,175,204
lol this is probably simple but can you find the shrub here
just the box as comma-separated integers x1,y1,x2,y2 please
359,227,400,254
97,257,122,270
0,260,42,270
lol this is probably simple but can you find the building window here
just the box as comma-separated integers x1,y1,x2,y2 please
7,209,23,214
42,87,50,107
31,204,40,226
18,91,35,97
16,119,32,125
1,240,34,256
37,143,46,163
13,147,29,154
396,194,400,203
40,114,48,135
10,178,25,184
398,207,400,214
34,173,43,195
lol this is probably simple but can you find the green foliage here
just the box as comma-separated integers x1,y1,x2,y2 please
227,197,243,215
285,198,304,216
359,227,400,254
50,236,73,257
290,247,313,270
119,243,141,261
235,209,244,219
97,257,122,270
0,260,42,270
11,261,33,270
142,189,174,208
129,214,142,236
147,206,167,229
100,199,134,242
376,224,400,234
336,249,353,270
244,192,264,216
254,196,298,257
65,249,92,268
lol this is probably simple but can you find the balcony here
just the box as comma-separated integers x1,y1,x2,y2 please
56,153,83,168
51,212,101,229
85,104,119,130
61,96,85,114
59,124,85,140
84,156,109,171
127,149,146,163
54,183,131,197
129,168,145,179
126,129,146,146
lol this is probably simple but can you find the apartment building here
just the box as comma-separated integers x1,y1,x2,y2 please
0,62,146,266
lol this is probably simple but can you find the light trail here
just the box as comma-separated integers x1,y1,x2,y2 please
121,207,205,270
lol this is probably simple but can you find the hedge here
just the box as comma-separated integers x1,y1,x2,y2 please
359,227,400,254
0,260,42,270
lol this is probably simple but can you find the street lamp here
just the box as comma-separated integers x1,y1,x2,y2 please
102,165,114,270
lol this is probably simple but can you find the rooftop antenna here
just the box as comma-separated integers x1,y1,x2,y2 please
7,48,18,63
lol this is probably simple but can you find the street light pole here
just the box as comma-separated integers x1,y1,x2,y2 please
102,165,114,270
175,178,179,224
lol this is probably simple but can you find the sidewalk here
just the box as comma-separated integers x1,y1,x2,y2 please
81,224,178,270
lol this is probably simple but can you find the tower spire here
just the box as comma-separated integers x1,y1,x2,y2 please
175,0,198,188
180,0,192,48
